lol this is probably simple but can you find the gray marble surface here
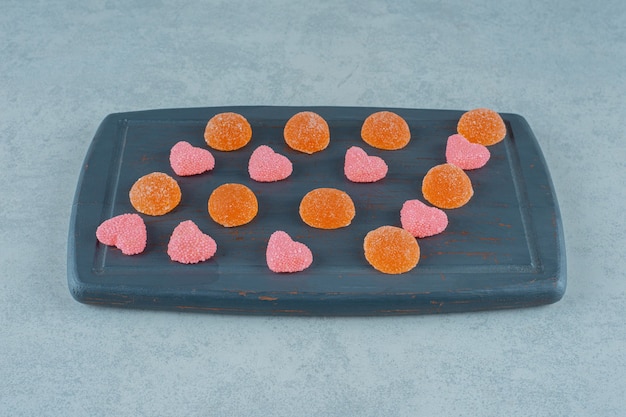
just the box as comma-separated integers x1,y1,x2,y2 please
1,1,624,416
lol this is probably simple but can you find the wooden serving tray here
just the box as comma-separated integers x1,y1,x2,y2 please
67,106,566,315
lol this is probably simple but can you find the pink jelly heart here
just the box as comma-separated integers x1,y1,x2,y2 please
167,220,217,264
266,231,313,273
400,200,448,238
445,134,490,170
248,145,293,182
344,146,388,183
96,213,147,255
170,141,215,176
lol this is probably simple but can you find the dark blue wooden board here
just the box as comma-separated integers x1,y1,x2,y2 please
67,106,566,315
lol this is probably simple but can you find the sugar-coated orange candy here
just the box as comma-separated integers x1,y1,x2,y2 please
204,112,252,151
361,111,411,150
363,226,420,274
283,111,330,154
422,163,474,209
129,172,181,216
299,188,355,229
457,108,506,146
208,183,258,227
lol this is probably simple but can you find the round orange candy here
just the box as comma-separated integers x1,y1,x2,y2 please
364,226,420,274
208,183,258,227
422,163,474,209
457,108,506,146
361,111,411,150
204,112,252,151
299,188,355,229
283,111,330,154
129,172,181,216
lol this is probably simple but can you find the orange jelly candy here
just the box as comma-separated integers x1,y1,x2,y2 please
422,163,474,209
283,111,330,154
361,111,411,150
129,172,181,216
204,112,252,151
457,108,506,146
299,188,355,229
208,183,258,227
363,226,420,274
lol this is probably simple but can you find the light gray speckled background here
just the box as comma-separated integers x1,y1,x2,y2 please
1,1,625,416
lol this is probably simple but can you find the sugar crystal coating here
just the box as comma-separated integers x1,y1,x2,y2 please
129,172,181,216
266,230,313,273
167,220,217,264
361,111,411,150
170,141,215,176
422,163,474,209
400,199,448,238
445,134,490,170
344,146,388,183
457,108,506,146
208,183,258,227
299,188,355,229
248,145,293,182
204,112,252,151
96,213,147,255
363,226,420,274
283,111,330,154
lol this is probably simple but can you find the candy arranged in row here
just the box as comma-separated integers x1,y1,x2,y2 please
96,214,304,270
129,132,489,219
95,211,423,273
96,107,507,274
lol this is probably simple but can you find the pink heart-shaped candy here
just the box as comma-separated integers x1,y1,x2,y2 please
400,200,448,238
96,213,147,255
167,220,217,264
170,141,215,176
266,231,313,273
248,145,293,182
445,134,490,170
344,146,388,183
